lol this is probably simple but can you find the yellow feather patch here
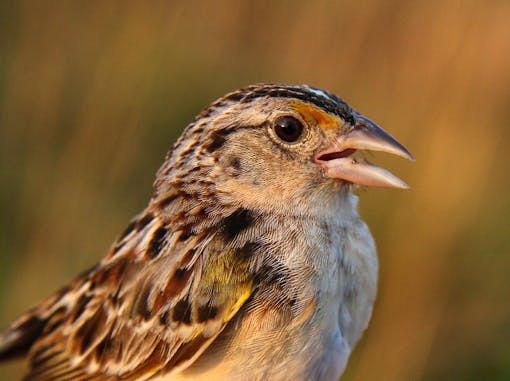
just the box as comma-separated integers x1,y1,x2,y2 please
290,99,343,130
225,284,253,322
195,244,255,325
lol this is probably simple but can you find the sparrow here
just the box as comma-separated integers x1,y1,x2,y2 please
0,84,413,381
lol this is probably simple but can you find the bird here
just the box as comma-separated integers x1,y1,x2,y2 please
0,84,413,381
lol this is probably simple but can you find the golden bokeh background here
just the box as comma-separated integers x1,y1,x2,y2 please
1,1,509,380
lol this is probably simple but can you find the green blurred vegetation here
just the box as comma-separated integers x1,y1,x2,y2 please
0,1,509,380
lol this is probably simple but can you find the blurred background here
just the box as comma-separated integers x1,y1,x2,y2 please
0,1,509,380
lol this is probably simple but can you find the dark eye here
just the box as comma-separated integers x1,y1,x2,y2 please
273,116,304,143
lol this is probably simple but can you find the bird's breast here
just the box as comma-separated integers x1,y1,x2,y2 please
175,208,377,381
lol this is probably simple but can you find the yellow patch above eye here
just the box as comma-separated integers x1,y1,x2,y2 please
289,99,342,130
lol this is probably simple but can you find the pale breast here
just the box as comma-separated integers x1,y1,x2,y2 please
157,202,378,381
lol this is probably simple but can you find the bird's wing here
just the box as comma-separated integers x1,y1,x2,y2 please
1,211,255,381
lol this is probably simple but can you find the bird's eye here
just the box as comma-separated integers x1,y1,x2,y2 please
273,116,305,143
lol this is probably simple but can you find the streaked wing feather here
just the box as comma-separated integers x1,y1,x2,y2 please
11,211,254,380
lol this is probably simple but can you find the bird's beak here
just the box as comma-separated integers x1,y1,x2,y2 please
315,114,414,189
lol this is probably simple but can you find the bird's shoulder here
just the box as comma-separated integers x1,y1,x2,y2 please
4,206,257,380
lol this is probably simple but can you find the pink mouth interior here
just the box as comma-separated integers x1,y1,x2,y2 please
317,148,356,161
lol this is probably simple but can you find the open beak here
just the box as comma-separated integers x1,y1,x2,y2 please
315,113,414,189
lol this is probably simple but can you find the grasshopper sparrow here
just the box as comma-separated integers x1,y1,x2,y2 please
0,84,413,380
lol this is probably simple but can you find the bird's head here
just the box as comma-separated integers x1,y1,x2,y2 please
154,84,413,218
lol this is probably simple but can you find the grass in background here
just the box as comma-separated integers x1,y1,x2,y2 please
0,1,509,379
